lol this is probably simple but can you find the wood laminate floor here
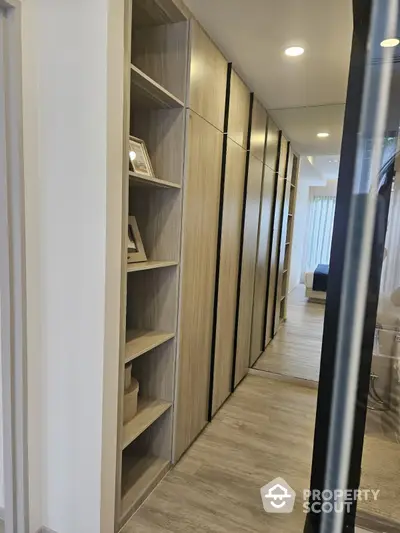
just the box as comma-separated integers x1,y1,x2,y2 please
123,284,400,532
123,375,317,533
254,285,324,382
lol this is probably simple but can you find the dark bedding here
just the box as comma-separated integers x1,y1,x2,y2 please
313,264,329,292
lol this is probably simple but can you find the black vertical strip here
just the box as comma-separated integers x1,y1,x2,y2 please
208,63,232,421
304,1,372,531
230,93,254,392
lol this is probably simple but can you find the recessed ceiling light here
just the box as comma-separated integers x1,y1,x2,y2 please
380,38,400,48
285,46,305,57
317,132,330,138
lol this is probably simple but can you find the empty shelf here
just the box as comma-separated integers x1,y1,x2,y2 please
125,330,175,364
129,171,181,189
123,399,171,450
127,260,178,273
131,64,184,109
120,454,170,524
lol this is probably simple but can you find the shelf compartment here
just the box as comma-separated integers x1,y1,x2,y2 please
123,399,171,450
127,260,178,273
125,330,175,364
121,453,170,523
132,0,187,29
131,64,184,109
129,171,181,189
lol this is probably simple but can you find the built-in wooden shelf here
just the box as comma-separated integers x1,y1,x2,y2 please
129,171,181,190
125,330,175,364
121,453,170,523
123,399,171,450
288,213,293,217
285,242,290,246
127,260,178,273
132,0,187,28
131,64,184,109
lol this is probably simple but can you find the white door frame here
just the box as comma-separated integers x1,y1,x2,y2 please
0,1,29,532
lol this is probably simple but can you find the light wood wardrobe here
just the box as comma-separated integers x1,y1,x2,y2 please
264,130,287,343
174,19,227,460
250,118,279,364
269,134,289,337
115,1,301,528
234,97,267,384
210,67,250,416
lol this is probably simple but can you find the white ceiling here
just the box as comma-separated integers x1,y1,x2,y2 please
270,104,345,155
183,0,353,155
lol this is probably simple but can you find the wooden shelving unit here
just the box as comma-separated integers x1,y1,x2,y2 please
127,260,178,273
125,330,175,363
116,0,189,529
131,64,184,109
279,153,300,321
123,399,172,449
129,171,182,189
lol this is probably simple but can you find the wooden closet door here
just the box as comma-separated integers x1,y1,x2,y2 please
211,137,247,416
270,135,289,338
250,164,276,365
174,110,223,460
235,154,264,385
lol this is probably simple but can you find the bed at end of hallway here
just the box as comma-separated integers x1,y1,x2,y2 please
305,263,329,303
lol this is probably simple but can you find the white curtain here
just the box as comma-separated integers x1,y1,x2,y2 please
304,195,336,272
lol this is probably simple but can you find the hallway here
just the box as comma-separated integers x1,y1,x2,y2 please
123,285,400,532
254,285,324,382
123,375,317,533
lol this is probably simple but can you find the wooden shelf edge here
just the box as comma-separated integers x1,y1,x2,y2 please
131,64,184,109
127,260,178,273
129,171,181,189
120,455,170,527
122,399,171,450
125,330,175,364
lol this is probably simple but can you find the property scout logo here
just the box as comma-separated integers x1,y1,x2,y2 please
260,477,380,514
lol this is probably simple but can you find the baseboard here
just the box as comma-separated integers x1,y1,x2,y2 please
36,527,58,533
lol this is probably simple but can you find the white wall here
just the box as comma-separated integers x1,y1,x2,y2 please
21,1,124,532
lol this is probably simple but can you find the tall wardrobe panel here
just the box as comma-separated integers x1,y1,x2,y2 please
227,69,250,148
211,138,247,416
235,154,264,386
174,110,223,461
250,98,267,162
264,118,280,171
250,164,277,365
188,19,227,132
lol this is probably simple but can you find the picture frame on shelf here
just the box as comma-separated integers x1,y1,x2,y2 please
128,216,147,264
129,136,154,177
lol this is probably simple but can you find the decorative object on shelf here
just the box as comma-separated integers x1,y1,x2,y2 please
123,377,139,425
124,363,132,391
129,136,154,177
128,216,147,264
